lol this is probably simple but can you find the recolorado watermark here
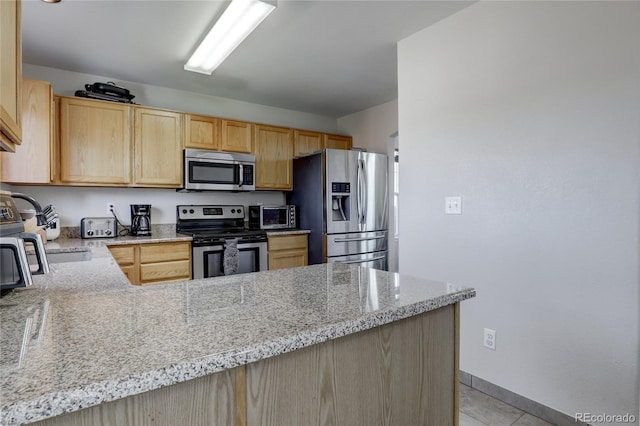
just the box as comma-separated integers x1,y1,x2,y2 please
575,412,636,423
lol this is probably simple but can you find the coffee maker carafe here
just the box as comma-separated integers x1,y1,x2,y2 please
130,204,151,236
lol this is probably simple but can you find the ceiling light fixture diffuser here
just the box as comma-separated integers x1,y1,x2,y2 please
184,0,276,75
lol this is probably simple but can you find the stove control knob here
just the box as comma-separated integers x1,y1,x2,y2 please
190,209,195,214
237,208,242,214
87,230,94,236
231,209,236,213
105,229,112,236
182,209,187,214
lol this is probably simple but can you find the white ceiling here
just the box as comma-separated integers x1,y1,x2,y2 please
21,0,471,118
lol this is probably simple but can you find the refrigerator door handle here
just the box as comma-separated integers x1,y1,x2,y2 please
361,158,368,223
334,235,385,243
356,160,363,224
340,254,387,264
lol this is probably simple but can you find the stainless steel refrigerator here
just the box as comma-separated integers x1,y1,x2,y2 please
287,149,388,270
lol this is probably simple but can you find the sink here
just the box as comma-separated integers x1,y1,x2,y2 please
28,250,92,264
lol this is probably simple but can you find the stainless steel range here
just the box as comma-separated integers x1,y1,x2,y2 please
176,205,267,279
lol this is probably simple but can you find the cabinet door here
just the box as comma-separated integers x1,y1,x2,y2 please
134,107,183,187
253,124,293,190
293,129,322,158
0,0,22,151
1,79,53,183
323,133,352,150
220,119,252,153
185,114,219,150
59,97,131,185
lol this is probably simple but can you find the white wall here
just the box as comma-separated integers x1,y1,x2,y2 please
24,64,338,132
398,1,639,424
337,99,398,154
15,64,340,226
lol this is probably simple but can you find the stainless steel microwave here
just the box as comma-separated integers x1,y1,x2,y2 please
183,149,255,191
248,205,298,230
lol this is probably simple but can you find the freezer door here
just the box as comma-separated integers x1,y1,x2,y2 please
360,151,389,232
325,149,360,234
326,231,387,257
326,250,388,271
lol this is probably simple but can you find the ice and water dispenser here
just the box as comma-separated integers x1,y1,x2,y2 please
331,182,350,221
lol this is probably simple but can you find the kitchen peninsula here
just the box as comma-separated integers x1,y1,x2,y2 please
0,242,475,425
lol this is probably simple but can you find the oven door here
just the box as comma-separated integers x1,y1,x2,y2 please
192,242,267,279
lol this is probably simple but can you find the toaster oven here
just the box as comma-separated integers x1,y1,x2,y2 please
248,205,298,230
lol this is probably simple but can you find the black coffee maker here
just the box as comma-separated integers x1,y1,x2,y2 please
130,204,151,236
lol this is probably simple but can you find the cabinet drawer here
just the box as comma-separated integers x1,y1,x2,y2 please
140,242,191,264
140,260,191,284
268,234,308,252
109,245,136,265
268,248,308,270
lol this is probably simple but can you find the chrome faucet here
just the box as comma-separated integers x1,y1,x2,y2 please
11,193,45,226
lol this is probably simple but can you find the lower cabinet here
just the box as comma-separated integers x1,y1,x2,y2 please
267,234,308,270
109,241,191,285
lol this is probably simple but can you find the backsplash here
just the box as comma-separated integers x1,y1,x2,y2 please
7,185,285,228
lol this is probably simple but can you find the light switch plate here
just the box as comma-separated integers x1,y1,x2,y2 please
445,196,462,214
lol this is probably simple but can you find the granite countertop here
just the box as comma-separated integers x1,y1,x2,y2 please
1,241,475,425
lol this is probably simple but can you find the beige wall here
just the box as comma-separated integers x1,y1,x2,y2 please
398,1,639,423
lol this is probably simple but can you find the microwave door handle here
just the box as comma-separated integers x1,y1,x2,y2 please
238,163,244,187
20,232,50,274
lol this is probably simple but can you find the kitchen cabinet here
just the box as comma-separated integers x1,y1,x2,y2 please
109,241,191,285
1,79,53,184
268,233,308,270
0,0,22,152
185,113,219,150
133,107,183,187
220,119,252,153
323,133,352,150
293,129,322,158
58,96,131,185
253,124,293,190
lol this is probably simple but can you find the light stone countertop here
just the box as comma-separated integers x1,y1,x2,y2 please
0,239,475,425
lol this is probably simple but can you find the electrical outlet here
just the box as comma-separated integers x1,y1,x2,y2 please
445,196,462,215
484,328,496,350
107,203,115,215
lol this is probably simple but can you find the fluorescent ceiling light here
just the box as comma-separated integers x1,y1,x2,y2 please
184,0,276,75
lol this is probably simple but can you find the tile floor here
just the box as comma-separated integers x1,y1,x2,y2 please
460,384,555,426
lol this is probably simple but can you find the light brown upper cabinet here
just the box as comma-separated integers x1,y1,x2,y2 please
293,129,322,158
253,124,293,190
133,107,183,187
323,133,352,150
1,79,53,184
185,114,219,150
0,0,22,152
58,96,132,185
220,119,252,153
